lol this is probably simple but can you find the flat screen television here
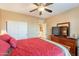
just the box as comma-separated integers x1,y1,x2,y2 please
52,27,60,35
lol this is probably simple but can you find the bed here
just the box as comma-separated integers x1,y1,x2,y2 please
0,34,70,56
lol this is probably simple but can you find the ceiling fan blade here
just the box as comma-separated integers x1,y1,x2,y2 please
30,8,38,12
39,11,42,15
45,8,52,13
45,3,53,6
33,3,39,6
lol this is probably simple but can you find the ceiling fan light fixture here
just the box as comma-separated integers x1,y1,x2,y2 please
38,6,45,11
30,3,53,15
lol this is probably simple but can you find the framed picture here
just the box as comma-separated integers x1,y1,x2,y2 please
57,22,70,37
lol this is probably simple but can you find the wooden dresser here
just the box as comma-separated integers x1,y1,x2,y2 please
49,35,77,56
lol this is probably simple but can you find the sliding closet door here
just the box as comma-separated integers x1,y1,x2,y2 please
6,21,28,39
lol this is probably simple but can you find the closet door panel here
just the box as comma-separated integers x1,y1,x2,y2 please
6,21,28,39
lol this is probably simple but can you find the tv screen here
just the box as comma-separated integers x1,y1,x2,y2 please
52,27,60,35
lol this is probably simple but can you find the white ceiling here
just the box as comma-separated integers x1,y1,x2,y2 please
0,3,79,18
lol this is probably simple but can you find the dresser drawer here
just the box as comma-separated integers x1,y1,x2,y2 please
50,35,77,56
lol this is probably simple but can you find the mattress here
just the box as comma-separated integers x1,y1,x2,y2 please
9,38,70,56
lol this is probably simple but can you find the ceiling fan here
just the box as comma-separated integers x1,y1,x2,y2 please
29,3,53,15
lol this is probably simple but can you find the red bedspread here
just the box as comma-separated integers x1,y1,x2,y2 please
10,38,64,56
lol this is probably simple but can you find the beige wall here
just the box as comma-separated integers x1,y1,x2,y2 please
0,9,2,33
0,7,79,38
45,7,79,38
0,9,42,38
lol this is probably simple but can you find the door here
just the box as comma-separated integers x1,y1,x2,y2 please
39,23,47,39
6,20,28,40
